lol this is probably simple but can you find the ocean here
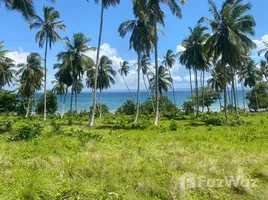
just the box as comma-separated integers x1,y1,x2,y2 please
36,90,249,113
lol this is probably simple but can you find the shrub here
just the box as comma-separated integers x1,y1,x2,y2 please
182,101,194,115
7,123,43,141
90,104,110,117
169,120,178,131
246,82,268,112
0,90,21,113
116,99,136,115
36,90,58,115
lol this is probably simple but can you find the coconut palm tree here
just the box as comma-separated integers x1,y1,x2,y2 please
118,61,135,102
179,25,210,117
17,53,43,117
162,49,177,105
0,42,15,89
89,0,120,127
260,59,268,82
207,69,223,110
73,79,84,113
56,33,95,113
118,0,154,124
147,0,186,126
0,0,55,21
199,0,256,124
30,6,66,121
149,65,172,97
97,55,116,118
52,79,66,116
258,41,268,61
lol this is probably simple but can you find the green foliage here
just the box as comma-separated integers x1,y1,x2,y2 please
90,104,110,117
36,90,58,115
0,90,19,113
182,101,194,115
169,120,177,131
246,82,268,111
116,99,136,115
7,123,43,141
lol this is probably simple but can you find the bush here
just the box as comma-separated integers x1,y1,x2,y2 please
7,123,43,141
0,90,21,113
169,120,178,131
182,101,194,115
90,104,110,117
116,99,136,115
36,90,58,115
246,82,268,112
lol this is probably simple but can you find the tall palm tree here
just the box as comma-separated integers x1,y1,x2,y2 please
258,41,268,61
147,0,185,126
141,54,155,112
260,59,268,82
200,0,256,124
149,65,172,97
179,25,210,117
17,53,43,117
118,61,135,102
97,55,116,118
118,0,154,124
56,33,95,113
207,69,223,110
0,42,15,89
0,0,55,21
73,79,84,113
30,6,66,121
52,79,66,116
162,49,177,105
89,0,120,127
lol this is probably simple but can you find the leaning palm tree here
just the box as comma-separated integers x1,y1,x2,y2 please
149,65,172,97
147,0,186,125
56,33,95,113
97,55,116,118
260,59,268,82
162,49,177,105
0,42,15,89
17,53,43,117
258,41,268,61
118,0,154,124
89,0,120,127
199,0,256,124
30,6,66,121
0,0,55,21
118,61,136,102
179,25,210,117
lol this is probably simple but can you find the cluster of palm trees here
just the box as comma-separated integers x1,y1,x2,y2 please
1,0,268,126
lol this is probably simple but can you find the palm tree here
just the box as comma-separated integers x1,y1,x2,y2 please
118,61,136,102
207,69,223,110
179,25,210,117
260,59,268,82
258,41,268,61
162,49,177,105
17,53,43,117
97,56,116,118
73,79,84,113
30,6,66,121
149,65,172,97
0,42,15,89
0,0,55,21
89,0,120,127
118,0,154,124
147,0,185,126
200,0,256,124
56,33,95,113
52,79,66,116
141,54,155,112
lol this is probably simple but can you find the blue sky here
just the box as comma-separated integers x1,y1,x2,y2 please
1,0,267,91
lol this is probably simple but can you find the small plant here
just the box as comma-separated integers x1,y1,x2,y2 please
68,118,73,126
169,120,178,131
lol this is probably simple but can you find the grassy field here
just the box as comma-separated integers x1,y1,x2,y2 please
0,113,267,199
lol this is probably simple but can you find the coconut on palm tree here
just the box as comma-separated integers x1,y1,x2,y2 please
89,0,120,127
118,0,154,124
199,0,256,124
179,25,210,117
17,53,44,117
30,6,66,121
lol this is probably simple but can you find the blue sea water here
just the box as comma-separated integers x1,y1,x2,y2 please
36,90,248,113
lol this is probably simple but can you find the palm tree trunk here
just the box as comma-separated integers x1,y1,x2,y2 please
70,86,74,112
254,88,259,112
143,73,155,112
25,97,30,118
123,75,136,102
231,68,239,118
99,89,102,119
194,68,199,118
134,53,141,124
154,14,159,126
168,68,176,105
61,90,67,118
189,68,195,115
202,69,205,112
43,36,48,121
75,90,78,113
218,91,222,111
89,1,104,127
60,94,62,115
241,82,246,110
223,64,230,125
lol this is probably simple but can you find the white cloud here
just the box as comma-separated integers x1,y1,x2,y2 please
173,76,182,82
6,51,29,65
176,45,185,53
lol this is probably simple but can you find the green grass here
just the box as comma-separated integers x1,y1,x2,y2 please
0,113,267,199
